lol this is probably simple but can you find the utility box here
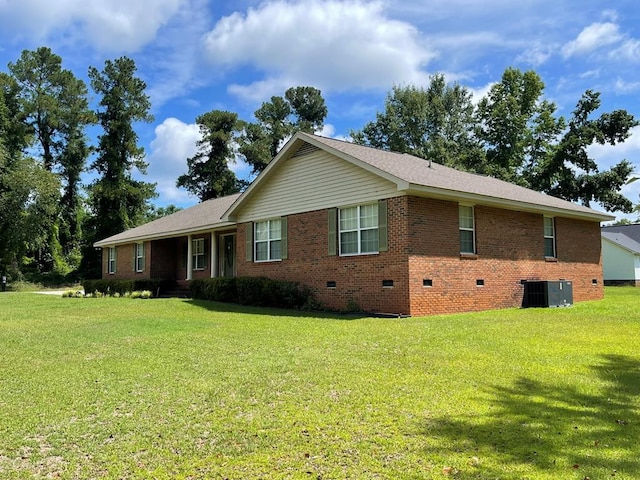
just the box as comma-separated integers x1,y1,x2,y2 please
522,280,573,308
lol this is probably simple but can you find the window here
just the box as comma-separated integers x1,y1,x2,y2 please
193,238,206,270
339,204,378,255
255,219,281,261
108,247,116,274
459,205,475,254
135,243,144,272
544,216,556,257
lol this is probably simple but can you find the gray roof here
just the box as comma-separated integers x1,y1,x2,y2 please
602,231,640,254
293,133,614,221
96,132,615,247
601,224,640,243
94,193,241,247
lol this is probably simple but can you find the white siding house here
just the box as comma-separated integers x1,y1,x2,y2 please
601,228,640,286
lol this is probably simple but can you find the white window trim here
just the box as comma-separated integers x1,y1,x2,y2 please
135,243,144,272
339,203,379,256
459,204,476,254
193,238,206,270
254,219,282,262
108,247,116,274
544,216,556,258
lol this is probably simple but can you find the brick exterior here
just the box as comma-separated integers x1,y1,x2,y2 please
103,195,605,317
237,195,604,316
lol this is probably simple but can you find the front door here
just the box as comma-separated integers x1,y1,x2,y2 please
220,234,236,277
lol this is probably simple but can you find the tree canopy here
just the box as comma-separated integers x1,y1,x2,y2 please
352,69,638,212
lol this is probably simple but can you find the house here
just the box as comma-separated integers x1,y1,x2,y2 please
601,224,640,286
94,132,614,316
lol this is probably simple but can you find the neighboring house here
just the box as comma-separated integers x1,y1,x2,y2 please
94,132,613,316
601,225,640,286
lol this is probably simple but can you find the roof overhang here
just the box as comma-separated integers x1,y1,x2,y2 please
93,221,236,248
404,184,615,222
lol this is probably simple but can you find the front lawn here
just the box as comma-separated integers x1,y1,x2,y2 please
0,288,638,479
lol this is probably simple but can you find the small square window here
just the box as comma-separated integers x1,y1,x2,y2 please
423,279,433,287
476,279,485,287
327,281,337,288
382,279,394,288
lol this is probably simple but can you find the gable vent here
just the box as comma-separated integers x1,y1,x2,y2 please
292,143,320,158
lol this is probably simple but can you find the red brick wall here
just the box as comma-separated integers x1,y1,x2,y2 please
101,242,151,280
237,195,604,316
407,198,604,316
237,196,411,314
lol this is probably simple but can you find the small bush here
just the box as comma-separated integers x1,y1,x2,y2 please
190,276,318,310
82,279,174,298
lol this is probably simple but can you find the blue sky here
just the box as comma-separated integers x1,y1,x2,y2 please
1,0,639,220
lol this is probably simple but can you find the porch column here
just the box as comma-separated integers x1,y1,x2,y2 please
186,234,193,280
210,232,218,278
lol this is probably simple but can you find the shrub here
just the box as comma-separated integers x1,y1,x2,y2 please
190,276,317,310
82,279,174,297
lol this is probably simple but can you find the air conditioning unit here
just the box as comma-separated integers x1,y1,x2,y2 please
522,280,573,308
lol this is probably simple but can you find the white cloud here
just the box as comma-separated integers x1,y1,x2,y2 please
146,117,200,205
203,0,435,100
0,0,187,53
561,22,623,58
615,78,640,94
611,39,640,62
516,46,553,67
145,117,254,206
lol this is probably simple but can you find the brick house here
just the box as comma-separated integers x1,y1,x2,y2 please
94,132,613,316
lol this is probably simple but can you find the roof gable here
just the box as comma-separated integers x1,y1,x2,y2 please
227,132,614,222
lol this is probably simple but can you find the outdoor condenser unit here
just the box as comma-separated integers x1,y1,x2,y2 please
522,280,573,308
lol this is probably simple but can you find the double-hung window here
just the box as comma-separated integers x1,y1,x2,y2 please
108,247,116,274
135,243,144,272
339,203,379,255
255,219,282,261
459,205,475,254
193,238,206,270
544,216,556,258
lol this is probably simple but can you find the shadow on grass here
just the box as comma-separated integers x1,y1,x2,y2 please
423,354,639,477
184,298,371,321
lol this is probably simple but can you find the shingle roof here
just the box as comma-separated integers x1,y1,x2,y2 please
301,133,613,221
601,224,640,243
94,193,241,247
96,132,615,247
602,231,640,254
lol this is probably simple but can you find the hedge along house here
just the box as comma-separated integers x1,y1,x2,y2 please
95,132,614,316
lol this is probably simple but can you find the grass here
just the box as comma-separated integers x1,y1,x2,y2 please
0,288,638,479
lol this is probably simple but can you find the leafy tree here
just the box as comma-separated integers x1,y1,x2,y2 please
351,75,480,169
177,110,245,201
145,204,182,222
8,48,94,264
474,68,561,184
531,90,637,212
238,86,327,174
86,56,157,253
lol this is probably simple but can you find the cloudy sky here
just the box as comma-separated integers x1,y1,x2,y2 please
1,0,639,219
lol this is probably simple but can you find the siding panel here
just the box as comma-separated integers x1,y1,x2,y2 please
236,150,398,221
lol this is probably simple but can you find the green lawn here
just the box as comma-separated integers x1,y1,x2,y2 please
0,288,638,479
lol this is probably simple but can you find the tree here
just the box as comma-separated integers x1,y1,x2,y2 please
238,86,327,174
145,204,182,222
176,110,245,201
86,56,157,249
474,68,562,184
8,47,94,263
351,75,480,169
531,90,637,212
